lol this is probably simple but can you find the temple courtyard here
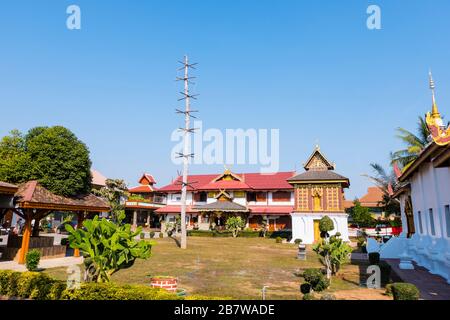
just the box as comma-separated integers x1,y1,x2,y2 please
44,237,389,300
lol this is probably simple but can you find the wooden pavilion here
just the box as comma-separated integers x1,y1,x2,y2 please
10,181,109,264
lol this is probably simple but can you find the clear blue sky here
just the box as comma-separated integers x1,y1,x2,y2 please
1,0,449,199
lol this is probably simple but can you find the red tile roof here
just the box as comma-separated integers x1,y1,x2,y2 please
128,185,156,193
155,205,197,214
158,172,295,192
139,173,156,185
359,187,384,207
0,181,18,194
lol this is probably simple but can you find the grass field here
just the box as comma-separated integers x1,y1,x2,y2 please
45,237,390,300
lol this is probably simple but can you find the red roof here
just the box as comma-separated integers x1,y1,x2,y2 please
158,172,295,192
359,187,384,207
128,185,156,193
139,174,156,185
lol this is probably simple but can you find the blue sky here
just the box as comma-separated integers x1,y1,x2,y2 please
1,0,449,199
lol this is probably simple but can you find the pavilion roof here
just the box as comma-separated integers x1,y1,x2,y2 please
0,181,18,194
15,181,110,212
193,200,248,212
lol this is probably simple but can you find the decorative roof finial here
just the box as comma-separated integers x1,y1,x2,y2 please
429,70,440,119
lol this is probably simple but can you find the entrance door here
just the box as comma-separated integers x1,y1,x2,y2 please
313,220,321,242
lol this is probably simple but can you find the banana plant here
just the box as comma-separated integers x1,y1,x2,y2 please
65,211,152,283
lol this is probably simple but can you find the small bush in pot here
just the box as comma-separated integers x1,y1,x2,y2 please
149,231,155,239
26,249,41,271
300,283,311,294
159,232,164,238
391,283,419,300
294,239,303,245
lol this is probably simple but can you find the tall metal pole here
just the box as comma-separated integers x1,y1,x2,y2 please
180,55,190,249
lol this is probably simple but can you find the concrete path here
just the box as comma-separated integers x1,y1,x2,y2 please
386,259,450,300
0,257,83,272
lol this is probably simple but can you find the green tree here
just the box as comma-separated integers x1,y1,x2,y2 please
93,179,129,223
0,126,92,197
392,116,430,167
65,212,151,283
364,163,400,217
225,216,246,238
0,130,31,183
350,200,374,227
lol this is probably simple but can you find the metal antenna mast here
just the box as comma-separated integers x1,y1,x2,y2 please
176,55,198,249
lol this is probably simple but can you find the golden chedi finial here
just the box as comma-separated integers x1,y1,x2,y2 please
429,71,441,119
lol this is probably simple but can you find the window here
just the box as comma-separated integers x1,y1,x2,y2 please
256,192,267,202
272,191,291,202
429,209,436,236
247,192,256,202
445,205,450,238
418,211,423,234
194,192,207,202
171,194,181,201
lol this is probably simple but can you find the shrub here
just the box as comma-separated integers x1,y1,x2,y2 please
275,237,283,243
140,233,145,239
368,252,380,265
188,230,215,237
300,283,311,294
25,249,41,271
302,268,329,292
320,294,336,300
60,238,69,246
7,271,21,297
16,272,54,300
159,232,164,238
385,283,393,297
319,216,334,234
294,239,303,245
302,293,316,300
149,231,155,239
391,283,420,300
225,216,246,238
239,231,260,238
0,270,15,295
48,281,67,300
267,231,292,241
61,282,181,300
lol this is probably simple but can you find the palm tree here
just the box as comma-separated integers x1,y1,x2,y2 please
363,163,400,217
391,116,430,167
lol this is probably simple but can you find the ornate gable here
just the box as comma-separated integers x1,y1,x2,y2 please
303,146,335,171
212,168,243,182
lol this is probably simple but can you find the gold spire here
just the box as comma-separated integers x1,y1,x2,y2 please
429,71,441,119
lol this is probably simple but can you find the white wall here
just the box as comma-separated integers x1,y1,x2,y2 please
291,212,349,244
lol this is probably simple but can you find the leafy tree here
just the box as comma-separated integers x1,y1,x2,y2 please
225,216,246,238
0,126,92,197
313,231,352,280
318,216,334,238
350,200,374,227
392,116,430,167
0,130,31,183
65,212,151,283
93,179,129,223
363,163,400,217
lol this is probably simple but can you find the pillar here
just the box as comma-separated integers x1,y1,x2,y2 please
133,210,138,229
74,212,85,258
18,213,32,264
147,212,151,229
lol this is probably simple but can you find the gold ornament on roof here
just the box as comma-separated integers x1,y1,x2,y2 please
425,72,450,146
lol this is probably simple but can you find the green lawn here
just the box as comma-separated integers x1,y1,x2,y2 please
45,237,386,300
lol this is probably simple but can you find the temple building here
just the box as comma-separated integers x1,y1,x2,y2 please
124,174,167,230
153,146,351,243
288,146,350,244
376,74,450,283
155,170,295,232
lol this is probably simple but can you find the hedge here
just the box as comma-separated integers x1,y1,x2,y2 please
187,230,260,238
391,283,420,300
0,270,230,300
